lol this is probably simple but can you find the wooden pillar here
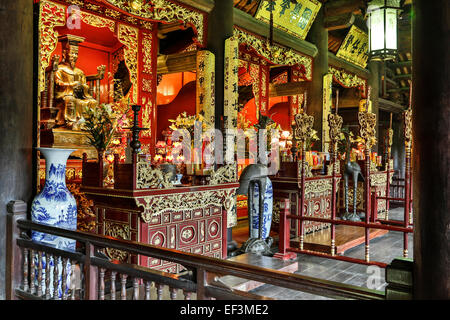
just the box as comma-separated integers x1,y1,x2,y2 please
392,115,405,177
207,0,234,129
306,8,328,151
206,0,236,253
368,60,380,153
412,0,450,299
0,0,34,299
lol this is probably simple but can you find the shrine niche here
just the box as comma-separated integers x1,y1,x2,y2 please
37,0,208,160
226,26,313,221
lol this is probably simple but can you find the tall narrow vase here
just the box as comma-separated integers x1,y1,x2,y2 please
31,147,78,249
250,177,273,239
31,147,77,298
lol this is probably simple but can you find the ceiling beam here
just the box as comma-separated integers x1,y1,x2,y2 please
269,81,308,97
393,73,412,79
387,87,410,93
157,51,197,74
389,60,412,68
324,0,366,17
233,8,318,58
379,98,406,113
324,12,355,31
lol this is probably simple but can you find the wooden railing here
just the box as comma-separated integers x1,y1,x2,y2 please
6,200,385,301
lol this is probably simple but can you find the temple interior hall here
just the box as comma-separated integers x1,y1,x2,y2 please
0,0,448,303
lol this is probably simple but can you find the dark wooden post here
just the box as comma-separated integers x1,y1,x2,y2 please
412,0,450,299
274,199,296,260
6,200,27,300
0,0,34,299
367,61,381,153
207,0,235,254
84,242,98,300
306,8,328,151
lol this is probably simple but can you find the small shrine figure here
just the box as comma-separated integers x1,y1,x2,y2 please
54,35,99,130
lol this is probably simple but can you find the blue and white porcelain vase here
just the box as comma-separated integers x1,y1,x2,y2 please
250,177,273,239
31,147,77,298
31,147,77,249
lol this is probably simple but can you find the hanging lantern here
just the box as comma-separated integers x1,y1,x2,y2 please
367,0,402,61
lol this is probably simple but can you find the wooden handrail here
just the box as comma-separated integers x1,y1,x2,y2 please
15,219,386,300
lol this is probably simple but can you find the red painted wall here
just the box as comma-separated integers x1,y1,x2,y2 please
156,80,196,142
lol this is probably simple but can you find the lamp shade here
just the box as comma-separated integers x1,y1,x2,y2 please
368,0,401,61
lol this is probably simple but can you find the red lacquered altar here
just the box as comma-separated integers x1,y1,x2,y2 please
81,153,238,273
272,161,341,234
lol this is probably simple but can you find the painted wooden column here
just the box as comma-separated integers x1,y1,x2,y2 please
206,0,236,254
412,0,450,299
305,7,328,151
207,0,234,129
367,60,380,153
0,0,34,299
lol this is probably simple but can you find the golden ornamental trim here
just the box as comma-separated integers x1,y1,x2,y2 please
142,33,153,74
233,27,313,80
304,177,340,195
141,96,153,138
328,65,367,93
370,171,393,187
358,111,377,149
328,113,343,144
298,161,313,179
404,107,413,149
327,161,340,176
117,23,139,103
104,0,204,45
80,11,115,32
388,128,394,147
104,221,130,262
293,112,315,142
135,188,237,228
136,160,173,189
38,0,67,93
209,164,237,185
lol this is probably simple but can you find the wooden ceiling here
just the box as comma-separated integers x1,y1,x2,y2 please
233,0,412,106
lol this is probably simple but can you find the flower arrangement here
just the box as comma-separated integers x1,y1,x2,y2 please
305,128,320,151
168,111,210,136
82,98,132,152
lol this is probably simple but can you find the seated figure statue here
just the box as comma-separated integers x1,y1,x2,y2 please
54,35,98,130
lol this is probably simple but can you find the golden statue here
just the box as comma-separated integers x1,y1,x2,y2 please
54,35,99,130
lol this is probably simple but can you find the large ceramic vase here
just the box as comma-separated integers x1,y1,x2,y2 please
250,177,273,239
31,147,77,297
31,147,77,248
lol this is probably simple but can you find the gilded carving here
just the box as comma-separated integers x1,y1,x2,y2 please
234,27,313,80
136,160,173,189
80,11,115,32
304,177,341,195
404,107,413,151
326,161,340,176
136,188,237,228
298,162,313,178
142,78,152,93
196,50,215,126
328,113,343,144
250,63,261,110
358,111,377,149
104,221,130,261
293,112,315,142
104,0,205,45
39,0,67,93
117,23,139,103
328,66,367,93
209,164,237,185
224,36,239,131
141,96,152,138
142,33,153,74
